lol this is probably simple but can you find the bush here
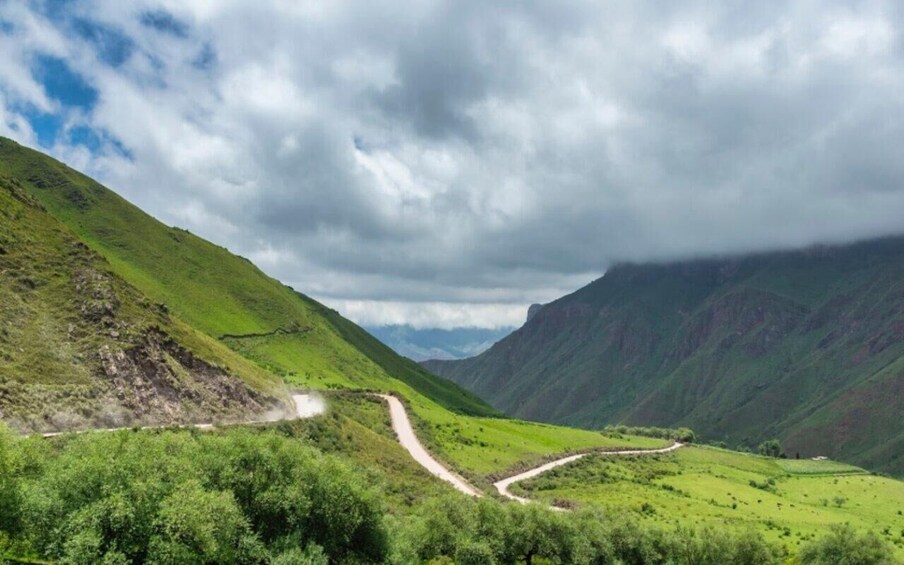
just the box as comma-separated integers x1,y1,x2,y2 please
602,425,696,443
3,429,387,564
800,524,896,564
757,439,783,458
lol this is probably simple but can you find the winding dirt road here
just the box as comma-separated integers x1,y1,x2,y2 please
38,391,683,507
376,394,482,497
493,441,684,504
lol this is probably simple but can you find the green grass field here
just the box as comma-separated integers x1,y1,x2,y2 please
411,404,668,481
776,458,868,475
515,445,904,558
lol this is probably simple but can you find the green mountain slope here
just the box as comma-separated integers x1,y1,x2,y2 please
0,171,288,432
425,239,904,475
0,136,497,418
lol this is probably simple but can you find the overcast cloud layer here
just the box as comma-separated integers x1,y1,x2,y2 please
2,1,904,328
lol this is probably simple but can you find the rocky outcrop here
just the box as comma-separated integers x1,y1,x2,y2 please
99,329,271,425
526,304,544,323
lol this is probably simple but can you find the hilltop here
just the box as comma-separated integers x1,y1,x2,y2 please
0,136,497,420
426,239,904,475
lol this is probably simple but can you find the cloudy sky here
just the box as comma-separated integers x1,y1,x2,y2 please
1,1,903,329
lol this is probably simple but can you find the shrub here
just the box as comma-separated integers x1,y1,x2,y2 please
757,439,783,458
800,524,896,564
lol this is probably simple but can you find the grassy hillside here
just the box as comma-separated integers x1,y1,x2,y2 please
0,137,661,477
0,136,496,419
514,445,904,558
426,240,904,475
0,170,287,431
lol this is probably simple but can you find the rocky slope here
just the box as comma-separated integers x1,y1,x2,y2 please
0,174,288,431
425,239,904,475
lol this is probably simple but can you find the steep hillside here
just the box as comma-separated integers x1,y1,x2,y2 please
0,173,288,432
426,239,904,474
0,136,496,418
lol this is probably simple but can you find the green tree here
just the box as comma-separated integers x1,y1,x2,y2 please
757,439,783,458
799,524,895,565
147,481,259,565
501,503,577,565
455,540,496,565
0,425,21,536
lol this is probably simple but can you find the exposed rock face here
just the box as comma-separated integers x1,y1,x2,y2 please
426,236,904,476
526,304,544,323
98,330,271,426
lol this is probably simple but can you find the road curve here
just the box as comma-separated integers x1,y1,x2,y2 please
376,394,482,497
494,441,684,504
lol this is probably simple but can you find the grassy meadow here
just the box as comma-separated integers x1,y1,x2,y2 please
514,445,904,558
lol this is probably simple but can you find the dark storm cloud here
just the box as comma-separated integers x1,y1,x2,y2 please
3,0,904,327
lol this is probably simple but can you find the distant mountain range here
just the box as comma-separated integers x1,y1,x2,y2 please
364,325,515,361
425,238,904,475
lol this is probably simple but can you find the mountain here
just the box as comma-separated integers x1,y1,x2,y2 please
0,136,498,425
0,168,288,431
425,239,904,475
363,325,515,361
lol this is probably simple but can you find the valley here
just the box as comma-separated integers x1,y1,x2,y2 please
1,136,902,563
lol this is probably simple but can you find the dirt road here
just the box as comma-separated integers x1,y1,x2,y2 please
41,393,326,438
376,394,482,497
494,441,684,504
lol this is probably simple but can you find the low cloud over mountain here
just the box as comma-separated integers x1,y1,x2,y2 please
2,1,904,327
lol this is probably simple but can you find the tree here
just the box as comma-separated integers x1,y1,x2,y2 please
455,540,496,565
0,426,21,536
147,481,258,565
757,439,783,458
799,524,895,565
500,503,577,565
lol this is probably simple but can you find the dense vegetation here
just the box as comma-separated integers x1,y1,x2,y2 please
2,424,897,565
426,239,904,475
0,425,385,564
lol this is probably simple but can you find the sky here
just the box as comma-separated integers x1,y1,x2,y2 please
1,1,904,329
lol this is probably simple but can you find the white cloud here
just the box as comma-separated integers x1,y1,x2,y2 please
2,1,904,328
322,299,528,330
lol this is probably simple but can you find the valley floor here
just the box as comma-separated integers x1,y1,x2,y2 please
512,444,904,558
